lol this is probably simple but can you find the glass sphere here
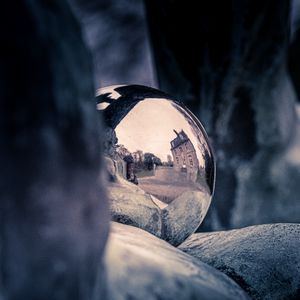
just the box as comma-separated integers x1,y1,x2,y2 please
97,85,215,210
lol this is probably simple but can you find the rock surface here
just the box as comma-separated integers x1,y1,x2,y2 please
232,108,300,227
179,223,300,300
104,222,250,300
0,1,109,299
162,190,211,246
109,181,162,238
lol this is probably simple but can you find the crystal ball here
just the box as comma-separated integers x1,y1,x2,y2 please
97,85,215,244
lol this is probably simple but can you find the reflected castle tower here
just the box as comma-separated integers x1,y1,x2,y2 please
170,130,199,182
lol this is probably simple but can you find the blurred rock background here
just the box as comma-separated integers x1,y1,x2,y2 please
69,0,300,231
69,0,156,88
0,1,109,299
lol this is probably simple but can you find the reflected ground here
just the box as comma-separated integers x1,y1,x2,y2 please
138,166,203,204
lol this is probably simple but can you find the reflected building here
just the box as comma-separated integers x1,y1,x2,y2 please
170,130,199,182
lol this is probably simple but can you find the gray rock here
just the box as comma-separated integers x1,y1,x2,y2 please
104,222,250,300
232,114,300,228
179,223,300,300
162,190,211,246
109,181,162,237
69,0,156,88
0,1,109,299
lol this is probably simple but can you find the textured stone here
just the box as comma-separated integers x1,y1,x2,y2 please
0,1,109,299
232,111,300,227
109,182,162,238
179,223,300,300
105,222,250,300
162,190,211,246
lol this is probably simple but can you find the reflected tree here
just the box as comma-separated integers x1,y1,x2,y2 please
144,153,162,170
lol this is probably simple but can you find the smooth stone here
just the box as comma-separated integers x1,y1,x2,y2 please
109,182,162,238
162,190,211,246
104,222,250,300
179,223,300,300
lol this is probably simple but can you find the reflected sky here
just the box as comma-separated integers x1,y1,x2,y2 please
115,98,205,166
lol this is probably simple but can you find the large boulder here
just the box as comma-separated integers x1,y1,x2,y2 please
104,222,250,300
179,223,300,300
0,1,109,299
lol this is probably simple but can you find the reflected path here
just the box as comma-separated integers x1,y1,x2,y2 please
138,166,201,204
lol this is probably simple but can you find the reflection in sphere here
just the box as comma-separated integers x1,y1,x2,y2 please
97,85,215,209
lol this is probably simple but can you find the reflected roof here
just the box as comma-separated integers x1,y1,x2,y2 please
170,130,189,150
